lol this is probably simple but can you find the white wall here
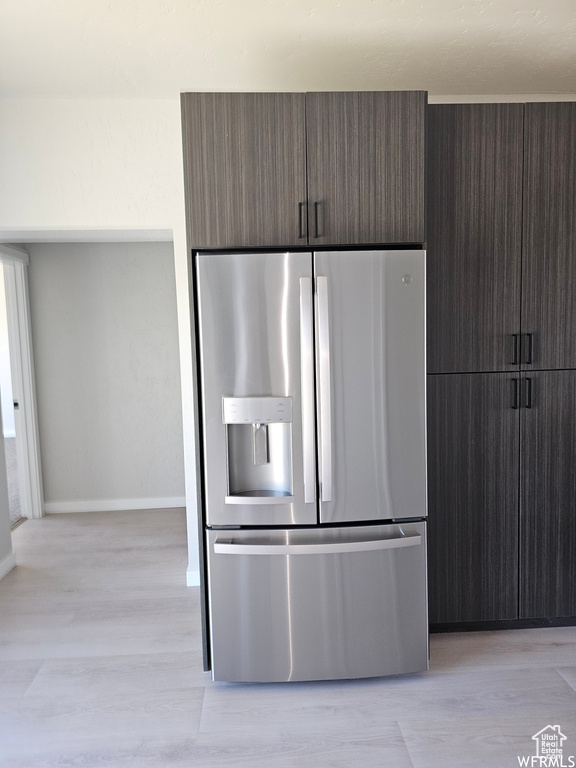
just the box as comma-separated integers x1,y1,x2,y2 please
0,267,15,437
0,99,183,228
0,97,199,582
27,242,184,510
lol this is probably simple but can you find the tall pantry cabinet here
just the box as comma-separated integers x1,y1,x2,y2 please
427,102,576,624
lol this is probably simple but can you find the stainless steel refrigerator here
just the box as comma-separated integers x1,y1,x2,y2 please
195,249,428,682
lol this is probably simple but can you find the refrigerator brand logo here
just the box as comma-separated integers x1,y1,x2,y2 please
517,725,575,767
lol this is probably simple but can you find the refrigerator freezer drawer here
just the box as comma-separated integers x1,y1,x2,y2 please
206,522,428,682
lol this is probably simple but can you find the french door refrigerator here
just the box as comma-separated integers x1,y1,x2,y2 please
195,249,427,682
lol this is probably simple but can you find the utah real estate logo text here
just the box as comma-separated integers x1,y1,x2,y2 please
518,725,575,767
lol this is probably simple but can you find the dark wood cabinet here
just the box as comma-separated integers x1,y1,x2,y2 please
429,369,576,624
358,91,426,245
307,90,426,245
427,104,524,374
520,370,576,618
181,92,307,249
428,101,576,375
427,373,519,623
522,103,576,370
306,92,360,245
427,101,576,626
182,90,426,249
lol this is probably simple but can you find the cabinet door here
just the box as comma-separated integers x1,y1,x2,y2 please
427,373,520,623
306,91,426,246
181,93,307,248
358,91,426,244
522,103,576,370
427,104,523,374
306,92,360,245
520,371,576,617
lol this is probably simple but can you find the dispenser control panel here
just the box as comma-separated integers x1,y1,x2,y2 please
222,397,292,424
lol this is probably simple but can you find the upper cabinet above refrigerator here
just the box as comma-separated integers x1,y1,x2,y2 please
306,91,426,246
181,93,308,250
181,91,427,249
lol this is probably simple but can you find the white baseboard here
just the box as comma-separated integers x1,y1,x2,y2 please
44,497,186,514
186,569,200,587
0,551,16,580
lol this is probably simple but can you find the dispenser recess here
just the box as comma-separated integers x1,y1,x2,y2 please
222,397,293,505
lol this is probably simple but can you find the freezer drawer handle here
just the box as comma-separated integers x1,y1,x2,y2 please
214,533,421,556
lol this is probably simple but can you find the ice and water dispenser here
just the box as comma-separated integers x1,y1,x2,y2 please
222,397,293,504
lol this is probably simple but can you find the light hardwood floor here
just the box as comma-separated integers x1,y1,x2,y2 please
2,509,576,767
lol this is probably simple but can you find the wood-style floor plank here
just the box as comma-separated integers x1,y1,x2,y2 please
399,710,576,768
200,667,576,733
430,627,576,670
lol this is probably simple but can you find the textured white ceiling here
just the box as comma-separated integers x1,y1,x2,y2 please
1,0,575,97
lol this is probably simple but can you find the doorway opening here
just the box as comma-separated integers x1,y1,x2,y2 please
0,263,22,526
0,244,44,528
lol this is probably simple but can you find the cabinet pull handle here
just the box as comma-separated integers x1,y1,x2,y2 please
511,334,520,365
298,202,306,239
314,201,320,239
525,377,533,409
522,333,534,365
512,378,519,409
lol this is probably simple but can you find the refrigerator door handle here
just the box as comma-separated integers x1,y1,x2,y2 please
300,277,316,503
316,276,333,502
214,532,422,556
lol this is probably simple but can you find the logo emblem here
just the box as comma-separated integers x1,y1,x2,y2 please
517,725,574,767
